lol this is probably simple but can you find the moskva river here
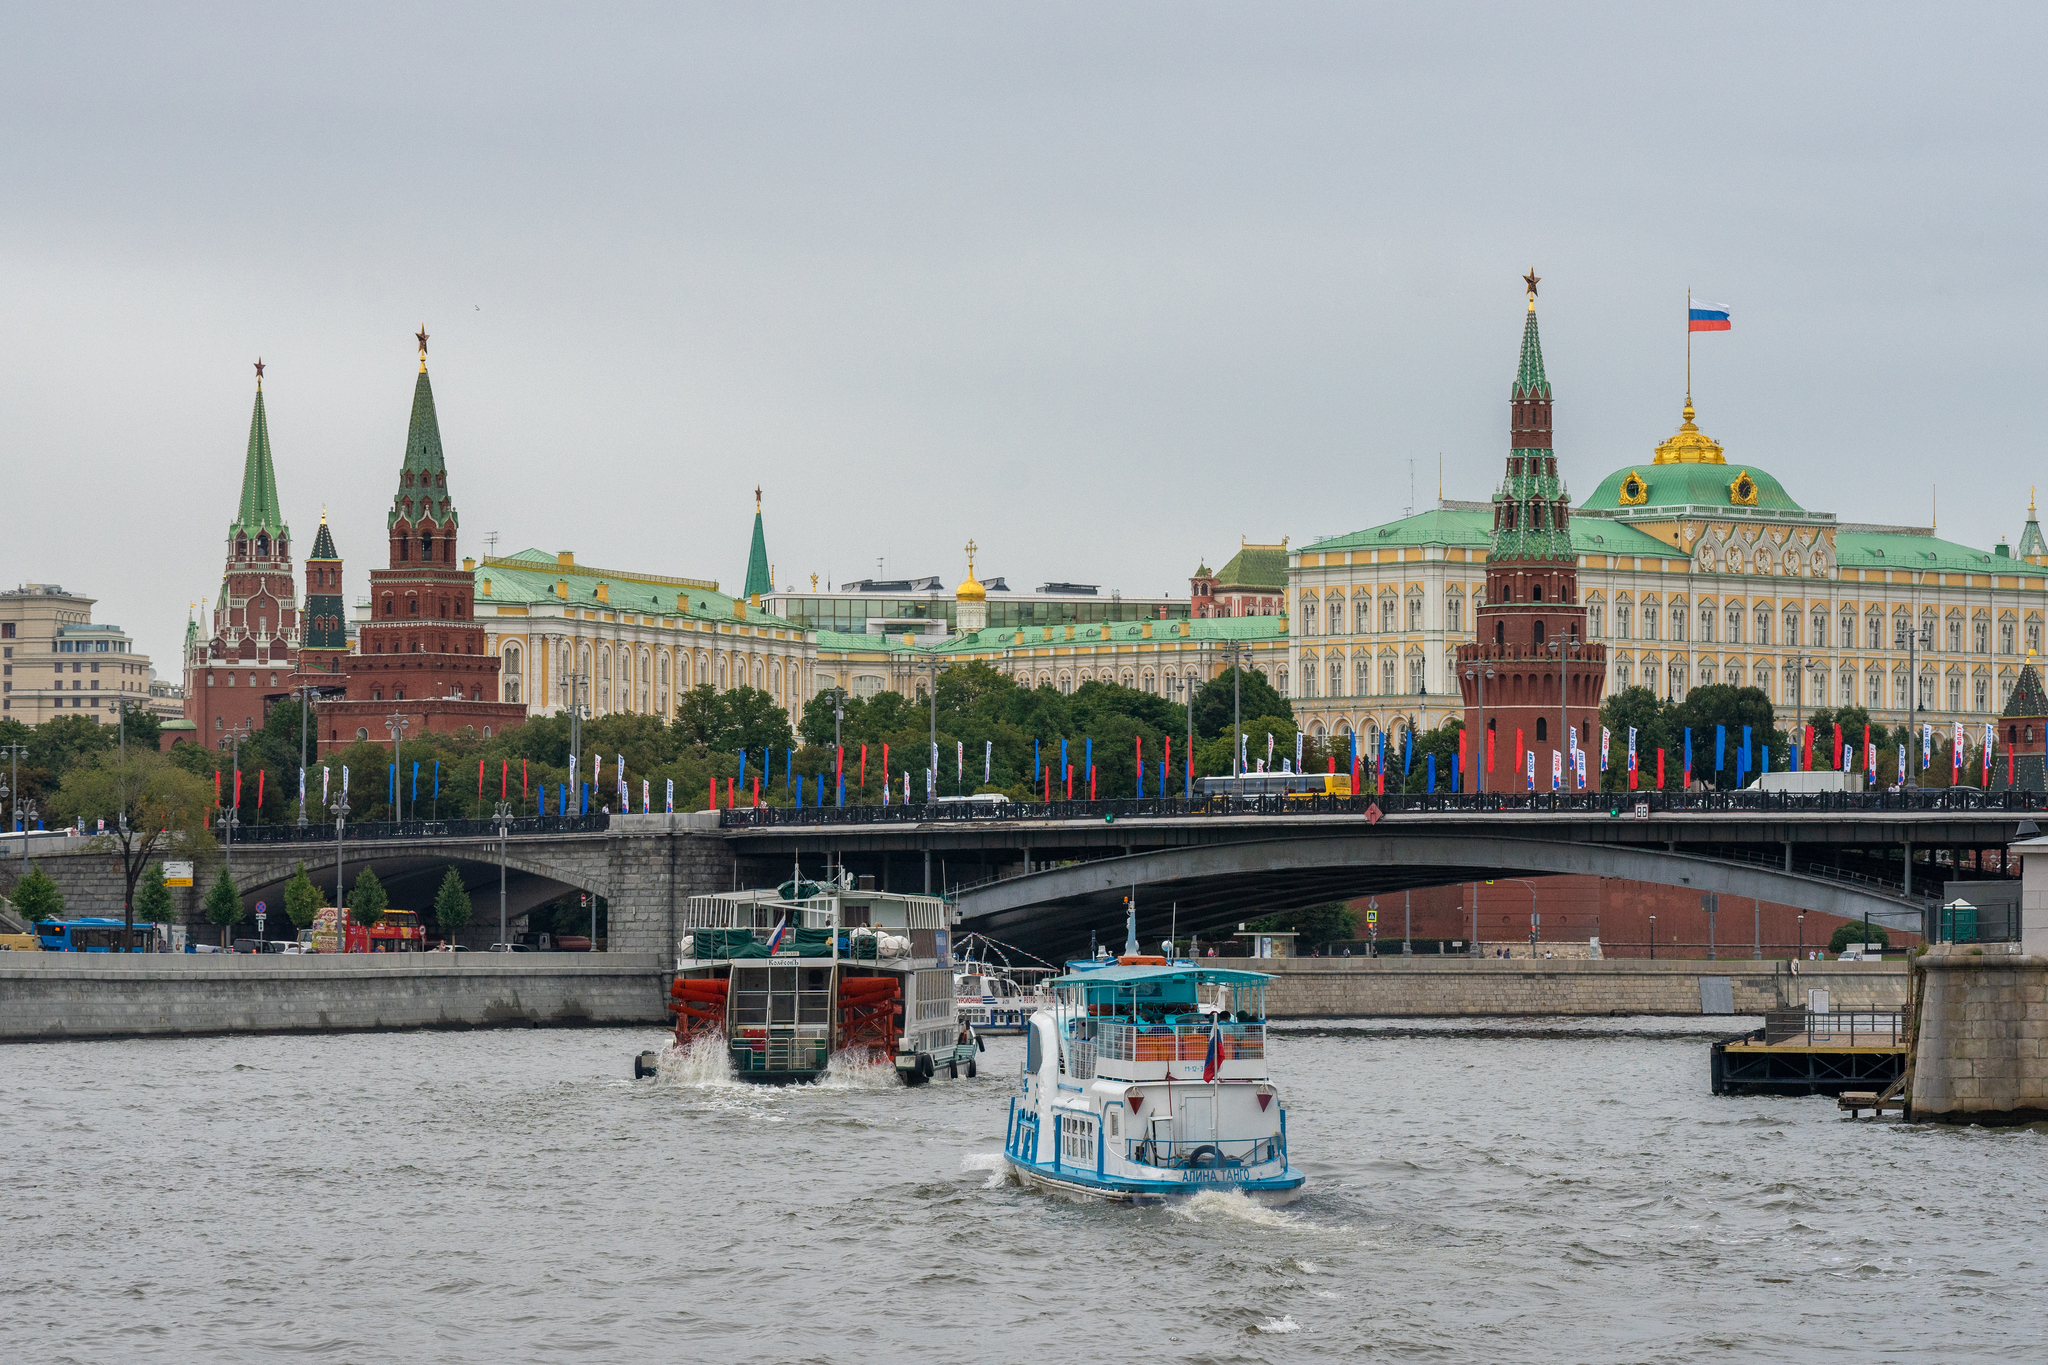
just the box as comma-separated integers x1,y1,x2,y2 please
5,1018,2040,1363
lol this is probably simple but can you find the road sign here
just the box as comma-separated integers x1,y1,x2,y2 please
1633,801,1650,819
163,860,193,888
1365,909,1378,925
255,901,266,914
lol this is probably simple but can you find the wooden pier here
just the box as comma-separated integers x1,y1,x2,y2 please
1710,1008,1908,1097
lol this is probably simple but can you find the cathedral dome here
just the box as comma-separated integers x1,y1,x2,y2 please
1581,401,1805,514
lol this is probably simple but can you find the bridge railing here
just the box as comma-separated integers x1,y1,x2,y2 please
231,813,611,845
720,787,2048,828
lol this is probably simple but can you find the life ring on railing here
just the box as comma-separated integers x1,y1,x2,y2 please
1184,1144,1225,1169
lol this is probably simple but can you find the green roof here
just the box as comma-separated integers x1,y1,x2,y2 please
308,519,338,561
2002,663,2047,720
1211,545,1288,590
1835,530,2008,574
1580,461,1806,514
1305,507,1678,560
388,367,457,530
475,550,800,629
2020,513,2047,561
232,386,288,540
814,615,1286,657
744,506,772,599
1514,306,1550,399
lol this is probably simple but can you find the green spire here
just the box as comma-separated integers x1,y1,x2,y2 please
388,361,457,529
743,489,771,599
310,515,338,561
1513,304,1550,399
232,381,289,541
2020,490,2047,561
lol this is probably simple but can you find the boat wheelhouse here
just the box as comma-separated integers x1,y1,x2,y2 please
666,879,979,1085
1002,961,1306,1205
953,934,1054,1036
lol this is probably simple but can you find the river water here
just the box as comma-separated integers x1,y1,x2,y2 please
5,1018,2041,1363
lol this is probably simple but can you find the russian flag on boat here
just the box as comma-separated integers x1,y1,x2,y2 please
1688,300,1731,332
765,916,790,953
1201,1016,1223,1082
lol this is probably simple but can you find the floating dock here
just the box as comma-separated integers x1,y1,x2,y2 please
1710,1008,1907,1097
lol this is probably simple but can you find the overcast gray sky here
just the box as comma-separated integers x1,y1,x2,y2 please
4,3,2043,671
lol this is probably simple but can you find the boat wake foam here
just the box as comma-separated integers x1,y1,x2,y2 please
1169,1189,1303,1228
960,1153,1013,1190
813,1048,901,1090
1253,1315,1301,1334
656,1035,739,1088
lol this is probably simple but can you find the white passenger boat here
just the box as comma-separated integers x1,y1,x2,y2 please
953,935,1053,1036
1002,958,1306,1205
659,878,981,1085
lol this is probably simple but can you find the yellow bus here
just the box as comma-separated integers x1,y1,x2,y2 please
1197,773,1353,802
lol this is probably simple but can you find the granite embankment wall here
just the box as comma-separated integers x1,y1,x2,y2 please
1256,956,1909,1017
0,954,672,1042
1911,947,2048,1125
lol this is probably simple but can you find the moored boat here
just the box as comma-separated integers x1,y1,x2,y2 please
1001,958,1306,1205
953,934,1054,1036
661,878,981,1085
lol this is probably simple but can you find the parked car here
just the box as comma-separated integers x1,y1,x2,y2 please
260,941,303,954
428,944,471,952
231,938,262,954
489,943,538,953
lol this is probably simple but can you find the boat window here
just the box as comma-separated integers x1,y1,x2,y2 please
1026,1022,1042,1074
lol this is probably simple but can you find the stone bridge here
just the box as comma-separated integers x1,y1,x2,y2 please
0,814,732,953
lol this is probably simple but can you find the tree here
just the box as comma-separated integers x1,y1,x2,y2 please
9,864,64,922
53,748,216,939
1247,901,1357,949
1191,667,1292,740
203,866,242,947
1828,921,1890,954
347,867,389,929
113,701,162,751
1670,685,1784,789
1596,686,1677,792
282,862,326,931
132,861,176,926
432,866,473,938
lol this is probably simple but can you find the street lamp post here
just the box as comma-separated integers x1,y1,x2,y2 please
1649,914,1657,960
384,711,411,823
559,671,589,811
1463,663,1497,793
2,741,30,873
1548,628,1579,792
493,799,512,951
330,785,350,951
296,685,313,826
1895,619,1933,787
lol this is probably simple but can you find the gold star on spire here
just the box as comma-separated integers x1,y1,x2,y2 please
755,485,762,510
1523,268,1540,297
253,357,265,384
416,325,429,370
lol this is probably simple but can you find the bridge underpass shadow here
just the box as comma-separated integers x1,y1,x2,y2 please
232,855,585,946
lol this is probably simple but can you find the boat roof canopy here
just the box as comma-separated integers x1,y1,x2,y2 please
1050,964,1271,988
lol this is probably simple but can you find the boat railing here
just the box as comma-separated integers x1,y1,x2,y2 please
1065,1039,1097,1080
1127,1134,1286,1171
1095,1021,1266,1063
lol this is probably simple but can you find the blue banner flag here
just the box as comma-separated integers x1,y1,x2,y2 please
737,751,746,788
433,760,440,798
581,782,590,815
1451,753,1459,791
411,761,419,802
1084,737,1093,779
787,748,795,789
1404,727,1413,775
1426,753,1437,793
1034,738,1040,780
388,764,396,805
1683,728,1693,777
1715,725,1726,771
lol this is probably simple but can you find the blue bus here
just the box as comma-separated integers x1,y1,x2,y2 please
34,918,163,952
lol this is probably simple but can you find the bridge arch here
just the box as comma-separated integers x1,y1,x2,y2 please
955,834,1928,958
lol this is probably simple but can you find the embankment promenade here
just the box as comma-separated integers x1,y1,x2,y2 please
0,952,1910,1041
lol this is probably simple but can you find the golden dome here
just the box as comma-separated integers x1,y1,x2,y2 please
1652,401,1726,465
956,539,986,601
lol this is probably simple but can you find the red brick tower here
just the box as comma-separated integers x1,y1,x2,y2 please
185,361,300,745
319,330,524,755
1456,274,1605,792
287,511,351,705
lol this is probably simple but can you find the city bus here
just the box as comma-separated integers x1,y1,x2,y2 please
1197,772,1354,805
33,918,164,952
365,909,425,952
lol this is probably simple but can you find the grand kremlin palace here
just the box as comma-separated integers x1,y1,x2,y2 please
1287,397,2048,752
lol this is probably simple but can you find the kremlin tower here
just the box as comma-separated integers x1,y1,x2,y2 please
1456,274,1606,791
184,362,302,743
318,329,524,753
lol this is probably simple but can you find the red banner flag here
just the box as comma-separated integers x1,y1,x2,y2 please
213,771,221,807
1458,732,1467,789
1089,767,1096,800
234,769,242,809
858,745,865,786
752,776,760,808
1486,726,1496,773
1656,748,1665,789
726,778,735,809
881,744,888,791
709,776,716,810
1833,723,1843,769
501,760,508,799
256,769,264,809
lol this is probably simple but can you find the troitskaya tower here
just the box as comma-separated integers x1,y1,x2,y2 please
320,329,525,755
1456,274,1606,792
185,361,301,743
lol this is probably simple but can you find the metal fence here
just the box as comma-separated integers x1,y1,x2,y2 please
721,786,2048,829
231,813,611,845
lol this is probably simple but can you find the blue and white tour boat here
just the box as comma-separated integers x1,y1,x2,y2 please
1001,953,1306,1205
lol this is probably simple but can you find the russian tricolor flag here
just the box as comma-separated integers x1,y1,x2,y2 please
1688,300,1732,332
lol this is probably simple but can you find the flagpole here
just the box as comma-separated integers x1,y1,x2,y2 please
1686,288,1692,404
